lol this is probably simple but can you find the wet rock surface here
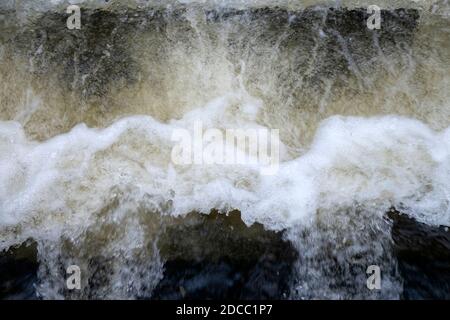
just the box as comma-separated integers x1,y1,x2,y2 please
153,211,297,300
390,211,450,299
1,210,449,299
0,241,38,300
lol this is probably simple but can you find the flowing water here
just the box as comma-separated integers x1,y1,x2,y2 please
0,0,449,299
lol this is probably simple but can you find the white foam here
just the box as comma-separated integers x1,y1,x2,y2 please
1,95,449,250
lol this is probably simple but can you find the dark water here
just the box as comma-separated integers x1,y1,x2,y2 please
1,210,449,299
390,212,450,299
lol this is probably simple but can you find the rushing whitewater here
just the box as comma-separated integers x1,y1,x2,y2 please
0,0,449,299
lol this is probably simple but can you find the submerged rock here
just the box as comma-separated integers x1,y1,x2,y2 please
0,240,38,300
390,210,450,299
1,210,449,299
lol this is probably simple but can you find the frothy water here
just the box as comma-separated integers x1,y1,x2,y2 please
0,0,449,299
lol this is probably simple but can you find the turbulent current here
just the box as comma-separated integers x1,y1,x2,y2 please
0,0,449,299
